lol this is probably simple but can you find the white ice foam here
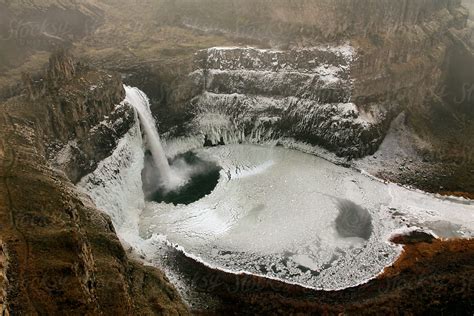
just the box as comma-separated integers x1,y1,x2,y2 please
138,144,474,290
78,117,146,247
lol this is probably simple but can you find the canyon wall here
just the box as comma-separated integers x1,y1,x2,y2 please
159,0,471,158
19,50,136,184
0,52,188,314
160,0,464,43
1,0,471,159
188,46,388,156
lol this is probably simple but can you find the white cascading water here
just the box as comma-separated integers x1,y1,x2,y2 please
123,85,179,190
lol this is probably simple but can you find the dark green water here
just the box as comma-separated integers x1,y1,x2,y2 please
146,151,221,205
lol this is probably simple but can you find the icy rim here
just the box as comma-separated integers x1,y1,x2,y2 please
79,87,474,298
80,133,473,290
138,144,473,290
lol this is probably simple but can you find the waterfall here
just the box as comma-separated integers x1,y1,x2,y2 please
124,85,174,188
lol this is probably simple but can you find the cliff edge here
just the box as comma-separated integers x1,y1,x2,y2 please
0,51,188,315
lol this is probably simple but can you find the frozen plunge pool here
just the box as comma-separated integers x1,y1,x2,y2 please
79,88,474,292
135,144,474,290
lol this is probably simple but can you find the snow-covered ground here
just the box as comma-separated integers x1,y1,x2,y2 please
354,112,427,177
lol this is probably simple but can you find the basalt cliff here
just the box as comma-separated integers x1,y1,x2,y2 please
157,0,473,158
166,0,474,195
0,51,188,315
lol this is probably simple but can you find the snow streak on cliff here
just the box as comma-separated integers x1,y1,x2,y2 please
188,45,388,157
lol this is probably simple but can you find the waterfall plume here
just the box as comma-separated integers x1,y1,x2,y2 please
124,85,179,191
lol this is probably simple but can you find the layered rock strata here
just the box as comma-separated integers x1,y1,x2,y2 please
188,45,389,157
166,0,471,158
0,52,188,314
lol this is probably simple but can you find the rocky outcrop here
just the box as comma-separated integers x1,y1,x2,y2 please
0,53,188,314
187,45,391,156
18,50,136,183
47,49,76,85
162,0,471,158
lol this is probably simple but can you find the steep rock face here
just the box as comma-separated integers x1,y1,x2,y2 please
381,39,474,196
18,50,136,183
0,53,188,314
349,4,467,113
189,45,389,156
165,0,471,158
47,49,76,84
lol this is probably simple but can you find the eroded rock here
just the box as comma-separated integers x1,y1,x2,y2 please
0,53,188,314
